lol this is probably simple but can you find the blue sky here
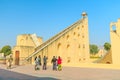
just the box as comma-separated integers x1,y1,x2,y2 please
0,0,120,48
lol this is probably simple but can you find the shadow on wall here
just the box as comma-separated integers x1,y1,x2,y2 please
0,69,59,80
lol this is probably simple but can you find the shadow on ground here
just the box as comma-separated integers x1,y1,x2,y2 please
0,69,59,80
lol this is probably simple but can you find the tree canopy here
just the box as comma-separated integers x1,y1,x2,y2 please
0,45,12,56
90,44,99,55
104,42,111,51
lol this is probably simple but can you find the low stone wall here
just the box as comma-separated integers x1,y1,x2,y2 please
0,59,6,64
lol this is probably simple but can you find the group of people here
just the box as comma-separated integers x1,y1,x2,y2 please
34,55,62,71
34,55,48,70
51,56,62,71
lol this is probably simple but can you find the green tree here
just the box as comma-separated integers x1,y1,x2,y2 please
0,45,12,57
90,44,99,55
104,42,111,51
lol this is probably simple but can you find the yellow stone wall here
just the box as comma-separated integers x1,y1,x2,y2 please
16,34,42,47
31,16,90,65
110,19,120,64
12,46,35,65
12,34,43,65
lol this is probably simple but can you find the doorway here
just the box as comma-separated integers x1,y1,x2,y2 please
15,51,20,65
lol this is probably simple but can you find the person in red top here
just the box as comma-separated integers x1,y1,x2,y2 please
57,56,62,71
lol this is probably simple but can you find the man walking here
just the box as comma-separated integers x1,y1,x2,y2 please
51,56,57,71
43,56,48,70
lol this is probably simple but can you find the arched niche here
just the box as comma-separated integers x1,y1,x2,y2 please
67,44,70,49
57,43,61,49
66,35,69,40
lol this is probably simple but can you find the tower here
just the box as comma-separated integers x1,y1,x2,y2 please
110,19,120,64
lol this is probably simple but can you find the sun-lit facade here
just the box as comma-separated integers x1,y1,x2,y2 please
110,19,120,64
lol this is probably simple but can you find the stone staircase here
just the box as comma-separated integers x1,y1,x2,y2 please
94,50,112,64
25,19,83,60
31,33,40,47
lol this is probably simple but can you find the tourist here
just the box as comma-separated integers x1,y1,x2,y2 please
38,55,42,69
34,56,39,70
57,56,62,71
51,56,57,71
43,56,48,70
7,55,13,69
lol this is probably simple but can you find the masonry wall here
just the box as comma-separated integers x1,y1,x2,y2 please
13,34,43,65
110,31,120,64
110,19,120,64
12,46,35,65
17,34,35,46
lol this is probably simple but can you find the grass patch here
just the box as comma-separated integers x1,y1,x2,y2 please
90,56,101,59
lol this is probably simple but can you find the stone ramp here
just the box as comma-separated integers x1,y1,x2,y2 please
94,50,112,64
25,19,83,60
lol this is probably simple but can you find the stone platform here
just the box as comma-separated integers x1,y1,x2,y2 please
0,63,120,80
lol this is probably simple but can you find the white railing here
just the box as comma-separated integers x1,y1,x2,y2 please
31,33,40,47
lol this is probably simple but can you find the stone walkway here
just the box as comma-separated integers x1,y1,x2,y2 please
0,64,120,80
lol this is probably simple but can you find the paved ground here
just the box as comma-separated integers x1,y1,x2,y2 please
0,64,120,80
